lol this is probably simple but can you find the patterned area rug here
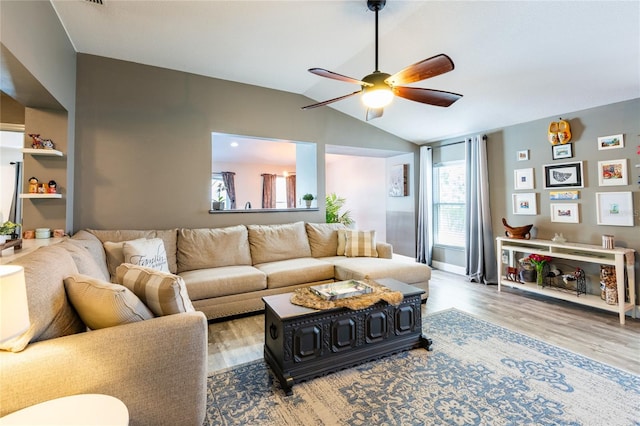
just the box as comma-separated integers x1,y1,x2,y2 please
205,308,640,425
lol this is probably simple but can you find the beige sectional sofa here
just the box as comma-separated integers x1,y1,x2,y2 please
0,221,429,424
81,221,431,319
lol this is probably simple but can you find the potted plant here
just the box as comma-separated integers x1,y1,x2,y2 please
325,193,354,226
211,184,226,211
302,193,315,208
0,220,20,244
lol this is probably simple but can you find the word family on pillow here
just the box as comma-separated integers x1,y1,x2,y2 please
343,229,378,258
115,263,195,316
103,238,169,282
122,238,169,272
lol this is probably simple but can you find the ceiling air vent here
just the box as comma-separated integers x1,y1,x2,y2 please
84,0,104,4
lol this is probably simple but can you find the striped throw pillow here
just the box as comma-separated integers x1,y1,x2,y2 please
64,274,154,330
343,230,378,258
115,263,195,316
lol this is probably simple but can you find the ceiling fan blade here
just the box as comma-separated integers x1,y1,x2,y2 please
392,86,462,107
301,91,362,110
308,68,372,86
366,108,384,121
385,54,455,86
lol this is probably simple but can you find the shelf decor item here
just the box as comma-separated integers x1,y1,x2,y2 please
502,218,533,239
526,254,552,287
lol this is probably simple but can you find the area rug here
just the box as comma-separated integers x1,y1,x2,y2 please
205,308,640,425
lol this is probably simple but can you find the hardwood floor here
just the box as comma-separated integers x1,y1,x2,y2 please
207,269,640,375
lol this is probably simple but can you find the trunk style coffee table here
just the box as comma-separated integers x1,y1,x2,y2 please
263,278,432,395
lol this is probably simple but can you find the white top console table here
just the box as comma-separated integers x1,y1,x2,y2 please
496,237,636,325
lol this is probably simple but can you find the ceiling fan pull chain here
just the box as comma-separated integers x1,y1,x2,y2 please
374,7,379,72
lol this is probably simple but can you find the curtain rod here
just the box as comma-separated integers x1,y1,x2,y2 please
424,134,487,149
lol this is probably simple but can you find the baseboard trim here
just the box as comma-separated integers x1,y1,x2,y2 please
431,261,466,276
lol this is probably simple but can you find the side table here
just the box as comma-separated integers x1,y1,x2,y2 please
0,394,129,425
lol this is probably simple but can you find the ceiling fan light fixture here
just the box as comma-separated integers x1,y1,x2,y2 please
362,86,393,108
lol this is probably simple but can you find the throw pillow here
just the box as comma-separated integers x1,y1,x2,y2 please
103,238,146,282
64,274,154,330
115,263,195,316
343,230,378,258
305,222,347,258
122,238,170,272
337,229,347,256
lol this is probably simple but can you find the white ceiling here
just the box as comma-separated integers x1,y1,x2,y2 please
51,0,639,144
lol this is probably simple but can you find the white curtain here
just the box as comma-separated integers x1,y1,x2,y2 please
417,146,433,264
465,135,497,284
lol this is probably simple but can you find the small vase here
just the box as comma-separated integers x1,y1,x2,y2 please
536,265,545,287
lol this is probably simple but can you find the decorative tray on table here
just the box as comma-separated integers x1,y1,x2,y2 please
310,280,374,301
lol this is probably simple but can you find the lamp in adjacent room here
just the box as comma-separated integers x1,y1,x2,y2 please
0,265,30,344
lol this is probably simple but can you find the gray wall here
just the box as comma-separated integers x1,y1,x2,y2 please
74,54,418,231
434,98,640,294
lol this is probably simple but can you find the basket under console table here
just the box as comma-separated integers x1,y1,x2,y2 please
496,237,636,325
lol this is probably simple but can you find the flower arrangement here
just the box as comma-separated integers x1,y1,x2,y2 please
525,254,552,285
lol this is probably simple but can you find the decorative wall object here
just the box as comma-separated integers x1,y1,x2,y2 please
597,159,628,186
517,150,529,161
597,134,624,150
595,191,634,226
514,168,534,190
512,193,537,215
543,161,584,189
550,203,580,223
547,119,572,145
389,164,408,197
551,143,573,160
549,190,579,200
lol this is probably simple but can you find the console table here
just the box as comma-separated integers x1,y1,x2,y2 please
263,278,431,395
496,237,636,324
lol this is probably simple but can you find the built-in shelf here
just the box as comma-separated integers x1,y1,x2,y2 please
19,193,62,199
22,148,64,157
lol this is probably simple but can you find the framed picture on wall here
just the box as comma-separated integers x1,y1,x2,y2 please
389,163,408,197
550,190,579,200
596,192,634,226
550,203,579,223
597,134,624,150
543,161,584,189
517,150,529,161
551,143,573,160
597,159,628,186
512,193,537,215
514,168,534,190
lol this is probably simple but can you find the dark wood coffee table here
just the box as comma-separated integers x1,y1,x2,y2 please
262,278,432,395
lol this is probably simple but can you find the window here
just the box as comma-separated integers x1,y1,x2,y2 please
433,161,465,247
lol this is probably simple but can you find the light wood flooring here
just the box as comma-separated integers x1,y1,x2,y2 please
207,269,640,375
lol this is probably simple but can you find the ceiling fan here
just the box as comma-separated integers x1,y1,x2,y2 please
302,0,462,121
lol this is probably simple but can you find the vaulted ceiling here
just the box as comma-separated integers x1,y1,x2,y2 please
51,0,639,143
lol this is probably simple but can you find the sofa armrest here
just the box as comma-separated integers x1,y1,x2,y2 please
0,311,208,426
376,242,393,259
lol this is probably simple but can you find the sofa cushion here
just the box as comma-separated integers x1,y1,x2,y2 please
70,230,110,280
337,229,347,255
254,258,335,289
64,274,154,330
177,226,251,273
344,230,378,258
179,266,267,300
305,222,348,258
122,238,170,272
88,229,178,274
115,264,195,316
333,257,431,284
247,222,311,265
0,246,85,352
59,239,110,281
